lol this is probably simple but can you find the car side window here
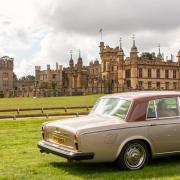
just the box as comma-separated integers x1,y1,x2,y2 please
147,100,156,119
155,98,179,118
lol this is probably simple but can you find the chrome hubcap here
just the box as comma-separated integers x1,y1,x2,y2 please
124,143,146,169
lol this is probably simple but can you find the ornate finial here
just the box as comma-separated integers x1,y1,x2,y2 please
119,37,122,50
132,34,136,48
157,43,163,59
70,50,73,59
78,49,81,58
158,43,161,55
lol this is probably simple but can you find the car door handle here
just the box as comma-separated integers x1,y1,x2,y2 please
149,123,156,126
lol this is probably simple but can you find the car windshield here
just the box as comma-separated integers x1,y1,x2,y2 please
90,98,131,120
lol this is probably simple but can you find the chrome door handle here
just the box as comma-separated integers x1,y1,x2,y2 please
149,123,156,126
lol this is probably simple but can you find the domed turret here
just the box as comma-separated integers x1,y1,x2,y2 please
89,60,93,66
94,59,99,65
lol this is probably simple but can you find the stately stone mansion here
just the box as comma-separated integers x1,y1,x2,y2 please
1,39,180,97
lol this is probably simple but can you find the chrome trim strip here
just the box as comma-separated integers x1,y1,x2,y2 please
80,122,180,135
155,150,180,156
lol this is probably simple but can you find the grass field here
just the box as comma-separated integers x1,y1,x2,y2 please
1,118,180,180
1,95,180,180
0,95,102,116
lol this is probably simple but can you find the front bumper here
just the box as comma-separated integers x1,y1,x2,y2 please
37,140,94,160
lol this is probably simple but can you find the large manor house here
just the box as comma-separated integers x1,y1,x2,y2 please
1,38,180,97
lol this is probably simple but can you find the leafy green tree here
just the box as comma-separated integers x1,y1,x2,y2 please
19,75,35,81
141,52,156,60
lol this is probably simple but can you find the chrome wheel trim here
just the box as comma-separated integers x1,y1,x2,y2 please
124,143,146,170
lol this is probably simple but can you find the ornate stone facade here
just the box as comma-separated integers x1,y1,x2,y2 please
1,39,180,98
99,40,180,93
34,40,180,96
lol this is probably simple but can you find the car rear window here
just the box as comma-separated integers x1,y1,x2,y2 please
147,97,179,119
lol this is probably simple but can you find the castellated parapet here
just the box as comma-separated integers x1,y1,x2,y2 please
0,56,14,70
34,62,63,97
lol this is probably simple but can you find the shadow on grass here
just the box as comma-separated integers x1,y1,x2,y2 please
50,161,116,172
49,155,180,179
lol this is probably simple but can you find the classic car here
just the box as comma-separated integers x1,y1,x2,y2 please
37,91,180,170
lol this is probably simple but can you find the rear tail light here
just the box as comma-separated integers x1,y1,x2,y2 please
73,135,79,150
41,126,45,139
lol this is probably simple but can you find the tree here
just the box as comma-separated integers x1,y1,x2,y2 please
140,52,156,60
19,75,35,81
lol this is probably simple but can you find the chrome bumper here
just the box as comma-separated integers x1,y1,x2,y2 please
37,140,94,160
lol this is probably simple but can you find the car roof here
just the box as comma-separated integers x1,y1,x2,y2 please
101,91,180,101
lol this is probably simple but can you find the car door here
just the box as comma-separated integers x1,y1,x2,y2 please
147,97,180,155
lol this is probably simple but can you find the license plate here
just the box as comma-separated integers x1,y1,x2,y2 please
52,135,66,144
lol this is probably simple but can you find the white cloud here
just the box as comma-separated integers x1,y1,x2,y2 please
0,0,179,78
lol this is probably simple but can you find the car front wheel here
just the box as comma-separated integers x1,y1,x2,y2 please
116,140,149,170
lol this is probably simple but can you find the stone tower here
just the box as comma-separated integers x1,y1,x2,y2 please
130,35,138,89
35,66,41,82
0,56,14,96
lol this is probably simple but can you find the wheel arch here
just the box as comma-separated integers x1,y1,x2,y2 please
115,136,153,160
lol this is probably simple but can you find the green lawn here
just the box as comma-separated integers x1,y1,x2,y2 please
0,95,102,109
1,118,180,180
0,95,102,116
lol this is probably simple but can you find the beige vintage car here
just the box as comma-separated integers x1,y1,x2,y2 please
37,91,180,170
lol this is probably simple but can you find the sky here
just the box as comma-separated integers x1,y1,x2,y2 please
0,0,180,78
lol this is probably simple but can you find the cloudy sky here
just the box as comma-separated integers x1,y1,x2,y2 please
0,0,180,78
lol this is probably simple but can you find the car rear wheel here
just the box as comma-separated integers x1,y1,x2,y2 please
116,140,149,170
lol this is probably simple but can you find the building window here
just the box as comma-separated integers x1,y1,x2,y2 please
52,74,56,79
173,82,177,90
148,69,151,78
3,80,8,87
148,81,152,89
138,81,143,89
138,68,142,78
165,70,169,79
125,69,131,78
111,66,114,71
103,63,106,72
156,69,160,79
126,80,131,88
3,72,8,78
173,70,176,79
157,82,160,89
165,82,169,90
111,80,115,87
